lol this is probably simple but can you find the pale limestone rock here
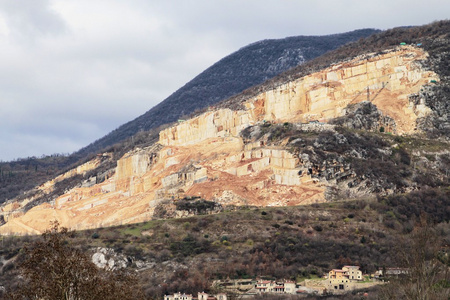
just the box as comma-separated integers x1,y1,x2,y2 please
160,46,436,147
0,46,438,235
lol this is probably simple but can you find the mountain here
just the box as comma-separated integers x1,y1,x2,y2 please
1,21,449,299
0,21,449,235
0,29,379,205
77,29,379,156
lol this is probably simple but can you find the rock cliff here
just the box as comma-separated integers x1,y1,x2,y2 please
0,46,442,235
160,46,437,147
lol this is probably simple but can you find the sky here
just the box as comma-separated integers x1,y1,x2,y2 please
0,0,448,161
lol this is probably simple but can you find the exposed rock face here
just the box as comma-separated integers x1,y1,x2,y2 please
0,46,439,235
160,46,437,147
91,247,152,270
92,247,128,270
79,29,379,156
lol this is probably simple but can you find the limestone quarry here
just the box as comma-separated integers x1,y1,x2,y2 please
0,46,439,235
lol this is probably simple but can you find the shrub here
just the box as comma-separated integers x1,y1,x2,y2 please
313,225,323,232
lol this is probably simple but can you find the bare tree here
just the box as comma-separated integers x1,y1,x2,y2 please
5,222,144,300
378,221,450,300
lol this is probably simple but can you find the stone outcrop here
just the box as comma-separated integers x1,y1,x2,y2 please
160,46,437,147
0,46,439,235
330,101,396,132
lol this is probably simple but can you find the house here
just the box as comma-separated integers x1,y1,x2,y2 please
328,266,362,281
342,266,363,280
255,280,297,295
325,266,364,294
255,280,274,293
164,292,227,300
328,269,347,280
198,292,227,300
164,293,193,300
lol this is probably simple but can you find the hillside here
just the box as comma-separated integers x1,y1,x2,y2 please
0,21,449,299
0,21,449,235
0,29,379,206
1,191,448,298
77,29,379,156
224,20,450,137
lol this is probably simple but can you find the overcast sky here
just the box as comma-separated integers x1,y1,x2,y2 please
0,0,448,161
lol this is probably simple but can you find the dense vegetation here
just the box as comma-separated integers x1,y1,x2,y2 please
3,222,143,300
1,189,448,299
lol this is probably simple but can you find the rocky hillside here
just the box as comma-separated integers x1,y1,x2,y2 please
0,29,379,203
0,21,449,235
0,29,379,206
77,29,379,156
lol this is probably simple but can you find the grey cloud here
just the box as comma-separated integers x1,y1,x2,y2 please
0,0,67,39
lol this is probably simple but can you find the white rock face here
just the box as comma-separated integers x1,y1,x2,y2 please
92,247,127,270
160,46,437,147
0,46,438,236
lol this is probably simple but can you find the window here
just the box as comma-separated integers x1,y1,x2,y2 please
339,284,344,290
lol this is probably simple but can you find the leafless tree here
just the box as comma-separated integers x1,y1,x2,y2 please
5,222,144,300
378,220,450,300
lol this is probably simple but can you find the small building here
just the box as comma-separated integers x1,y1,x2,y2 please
283,281,296,294
198,292,227,300
374,267,408,279
342,266,363,280
255,280,297,295
213,279,254,292
164,293,193,300
329,269,347,280
328,266,363,281
164,292,227,300
325,266,364,294
326,278,353,293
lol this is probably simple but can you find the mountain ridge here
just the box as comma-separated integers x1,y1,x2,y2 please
77,29,380,156
1,21,449,300
0,29,379,205
1,21,450,235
